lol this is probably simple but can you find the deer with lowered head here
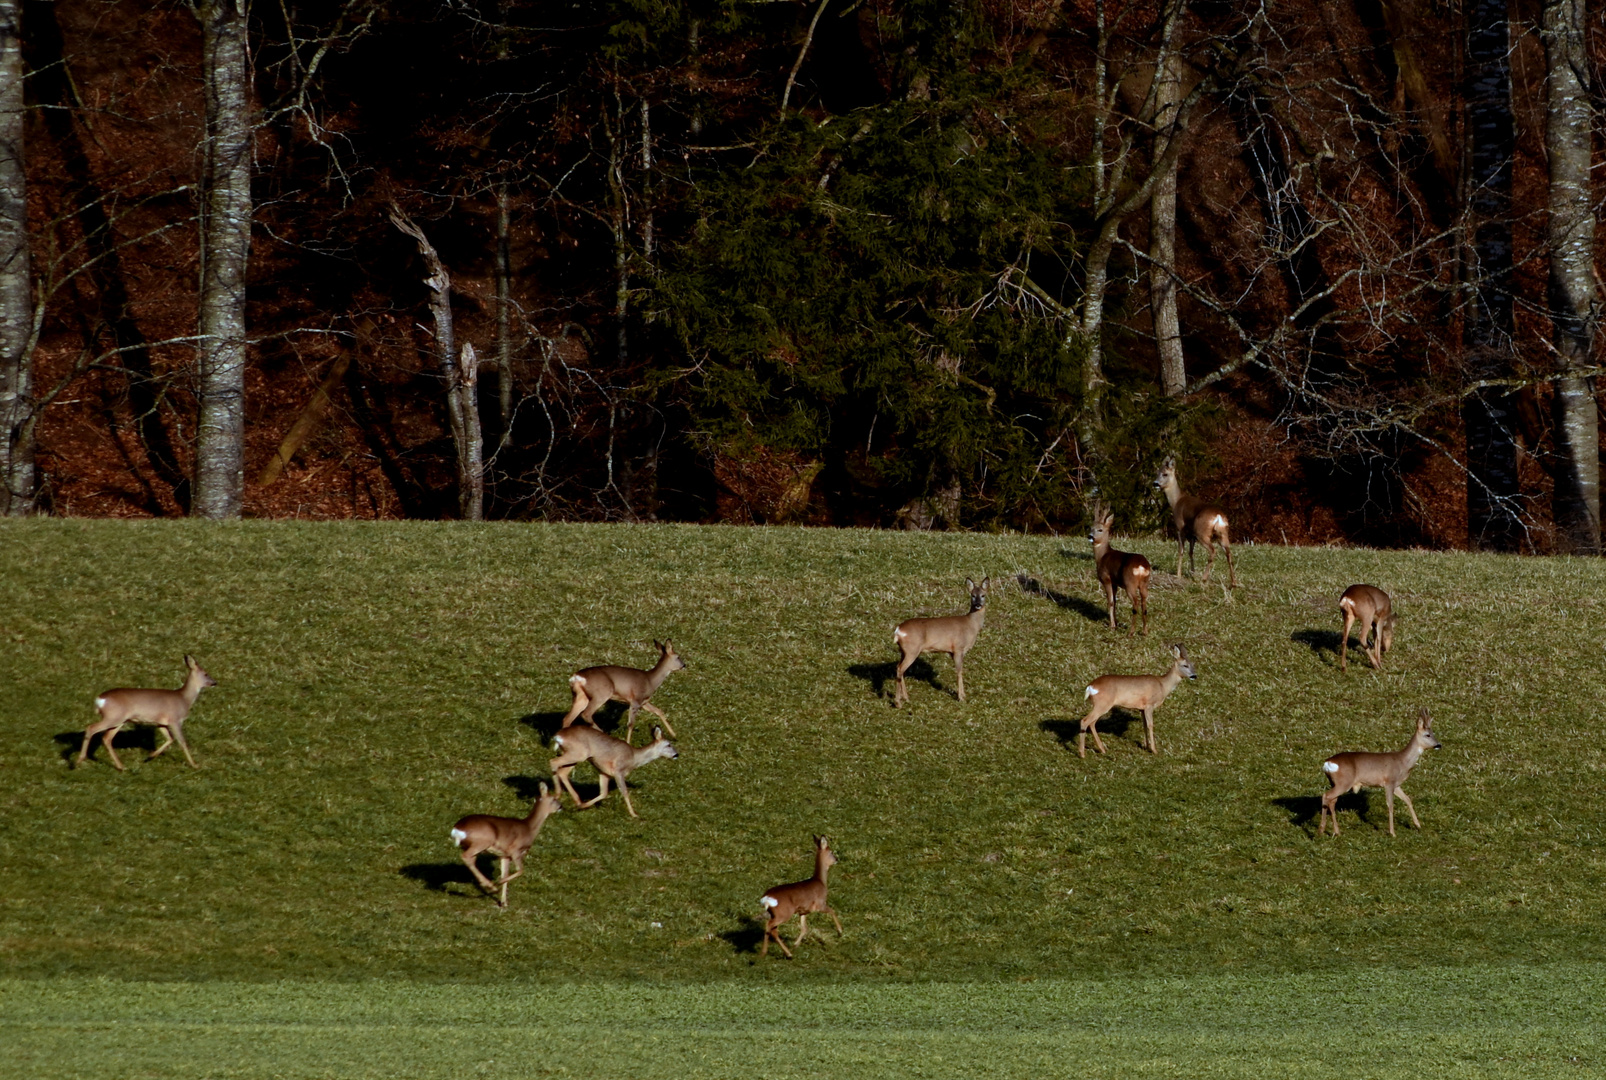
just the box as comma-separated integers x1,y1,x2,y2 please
74,654,216,771
1090,505,1152,637
449,781,563,908
549,724,677,818
1338,584,1395,672
892,576,987,707
759,834,842,959
1318,707,1441,837
1154,458,1237,587
561,640,685,743
1076,644,1195,758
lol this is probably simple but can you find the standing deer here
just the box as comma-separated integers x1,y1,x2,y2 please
449,782,563,908
74,655,216,771
1077,644,1196,758
549,724,678,818
892,577,988,706
1154,458,1237,587
759,834,842,959
1319,707,1442,837
1090,507,1152,637
561,640,685,743
1338,584,1395,672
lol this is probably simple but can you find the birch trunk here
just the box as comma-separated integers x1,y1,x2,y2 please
0,0,33,515
1543,0,1599,553
1149,1,1186,398
495,187,513,446
192,0,253,520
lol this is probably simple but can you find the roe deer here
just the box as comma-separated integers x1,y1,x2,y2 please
1077,644,1196,758
1318,707,1441,837
74,655,216,771
893,577,987,706
562,640,685,742
1338,584,1395,673
1154,458,1237,587
759,834,842,959
1090,507,1152,637
549,724,677,818
449,781,563,908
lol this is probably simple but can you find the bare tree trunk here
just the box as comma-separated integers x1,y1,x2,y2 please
1150,0,1186,398
0,0,33,515
191,0,253,520
1543,0,1598,553
1463,0,1521,551
388,204,483,520
495,185,513,445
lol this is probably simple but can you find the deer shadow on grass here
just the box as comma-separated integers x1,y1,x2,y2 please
1016,573,1107,625
501,774,557,801
398,861,481,896
1272,792,1370,835
847,658,948,702
1291,629,1345,667
1038,714,1141,752
54,726,156,765
720,913,768,957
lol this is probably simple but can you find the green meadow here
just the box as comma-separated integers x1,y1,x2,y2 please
1,521,1601,1076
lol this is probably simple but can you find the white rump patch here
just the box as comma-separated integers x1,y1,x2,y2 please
760,896,779,909
1085,686,1098,698
1133,566,1150,577
1322,761,1340,774
570,674,587,686
94,696,106,709
1211,514,1227,528
894,627,907,639
450,828,467,844
552,735,565,750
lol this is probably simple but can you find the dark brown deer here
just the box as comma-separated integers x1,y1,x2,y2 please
449,782,563,908
1090,506,1152,637
893,577,987,706
1338,584,1395,672
1154,458,1237,587
759,834,842,959
549,724,678,818
74,655,217,771
1076,644,1196,757
1319,707,1441,837
561,640,685,743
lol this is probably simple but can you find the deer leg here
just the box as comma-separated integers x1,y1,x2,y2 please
74,723,106,768
624,703,640,745
1383,787,1397,837
1318,791,1340,837
102,725,128,772
551,764,584,807
1339,610,1357,672
765,920,794,959
954,650,966,702
1175,536,1186,579
795,913,809,947
560,687,590,728
1394,787,1421,830
641,700,675,737
1104,581,1118,631
1078,704,1111,758
822,905,843,936
616,776,639,818
149,727,174,760
1222,537,1237,588
579,773,611,809
459,849,499,895
894,651,915,707
1143,708,1157,754
172,725,198,768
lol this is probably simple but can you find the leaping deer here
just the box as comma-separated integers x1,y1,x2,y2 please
561,640,685,743
1154,458,1237,587
759,835,842,959
892,577,987,706
1318,707,1441,837
449,782,563,908
74,655,216,771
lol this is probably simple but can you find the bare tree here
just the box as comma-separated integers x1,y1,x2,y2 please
190,0,254,520
0,0,32,515
1149,0,1187,398
1542,0,1599,553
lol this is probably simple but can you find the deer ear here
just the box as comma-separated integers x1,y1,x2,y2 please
184,654,197,668
966,577,976,589
652,726,663,740
1171,643,1183,658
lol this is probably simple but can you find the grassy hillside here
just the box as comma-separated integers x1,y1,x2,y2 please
0,521,1602,987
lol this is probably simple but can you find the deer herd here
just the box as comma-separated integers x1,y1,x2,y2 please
67,458,1443,957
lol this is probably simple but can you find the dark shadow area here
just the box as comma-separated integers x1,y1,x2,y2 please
516,708,625,744
1037,718,1082,749
1017,573,1106,624
1272,792,1370,834
399,861,482,896
721,913,767,957
501,774,554,801
847,658,945,701
1292,629,1345,666
54,726,156,765
1040,711,1139,751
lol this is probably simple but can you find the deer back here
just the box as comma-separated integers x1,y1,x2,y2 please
1086,646,1194,709
1339,584,1390,623
1324,710,1440,790
762,836,836,918
96,656,215,726
895,579,987,654
453,784,562,857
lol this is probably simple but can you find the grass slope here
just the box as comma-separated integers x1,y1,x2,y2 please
0,522,1602,997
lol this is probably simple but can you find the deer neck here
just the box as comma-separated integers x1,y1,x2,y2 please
1092,537,1111,564
181,673,207,706
644,655,676,693
1159,662,1186,696
1159,478,1183,511
814,850,832,887
1397,736,1428,771
966,600,986,630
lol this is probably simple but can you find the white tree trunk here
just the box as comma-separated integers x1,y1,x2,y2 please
0,0,32,515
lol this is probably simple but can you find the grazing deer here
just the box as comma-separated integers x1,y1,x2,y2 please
1090,507,1152,637
561,640,685,742
549,724,677,818
1154,458,1237,587
759,834,842,959
449,782,563,908
1319,707,1442,837
74,655,216,771
893,577,988,706
1338,584,1395,673
1077,644,1196,758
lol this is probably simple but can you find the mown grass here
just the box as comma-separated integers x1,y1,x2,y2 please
0,520,1602,1073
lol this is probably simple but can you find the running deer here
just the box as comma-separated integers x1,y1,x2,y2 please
561,640,685,743
892,577,988,706
1090,507,1152,637
449,782,563,908
74,655,216,771
1154,458,1237,587
1338,584,1395,673
549,724,677,818
759,834,842,959
1318,707,1441,837
1077,644,1196,758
